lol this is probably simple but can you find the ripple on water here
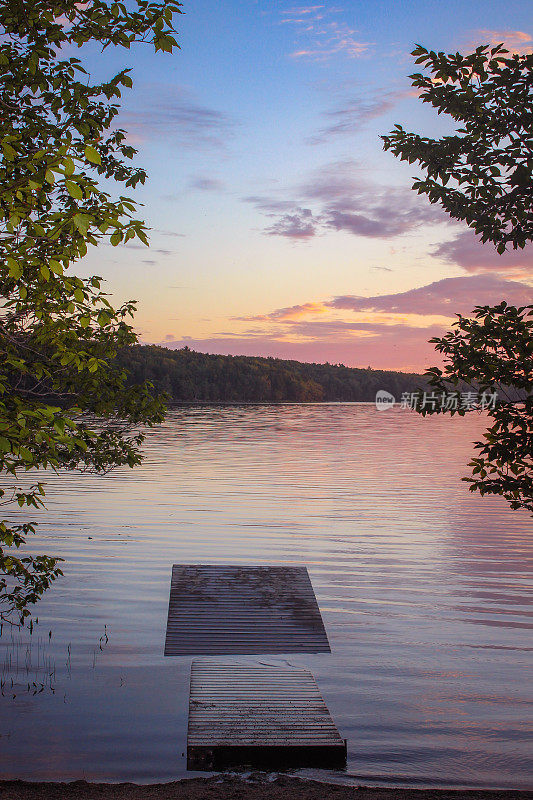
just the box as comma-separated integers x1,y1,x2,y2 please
0,405,531,788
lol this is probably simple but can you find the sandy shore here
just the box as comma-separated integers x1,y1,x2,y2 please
0,775,531,800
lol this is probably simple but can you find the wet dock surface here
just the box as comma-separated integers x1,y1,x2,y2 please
187,661,347,770
164,565,331,655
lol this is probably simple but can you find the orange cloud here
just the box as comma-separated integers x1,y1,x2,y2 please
156,273,532,372
237,301,329,323
465,29,533,55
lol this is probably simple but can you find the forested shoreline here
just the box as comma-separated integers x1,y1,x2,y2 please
116,345,426,403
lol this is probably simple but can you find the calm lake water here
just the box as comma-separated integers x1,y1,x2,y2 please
1,405,531,788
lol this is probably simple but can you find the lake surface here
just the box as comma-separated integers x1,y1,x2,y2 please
1,405,531,788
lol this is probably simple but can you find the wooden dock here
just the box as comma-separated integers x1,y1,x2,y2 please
164,565,330,655
187,661,347,770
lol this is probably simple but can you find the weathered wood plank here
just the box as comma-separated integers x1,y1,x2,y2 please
164,565,330,655
187,661,346,770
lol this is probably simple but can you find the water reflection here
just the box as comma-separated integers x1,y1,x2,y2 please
0,405,531,788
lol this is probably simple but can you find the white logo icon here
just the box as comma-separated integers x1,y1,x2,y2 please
375,390,396,411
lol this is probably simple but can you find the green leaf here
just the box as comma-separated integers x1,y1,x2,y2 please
49,260,63,275
73,214,91,235
2,142,16,159
84,145,101,165
19,447,33,462
63,157,75,176
65,180,83,200
7,257,22,279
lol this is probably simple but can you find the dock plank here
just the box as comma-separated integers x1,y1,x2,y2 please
187,661,346,770
164,565,330,655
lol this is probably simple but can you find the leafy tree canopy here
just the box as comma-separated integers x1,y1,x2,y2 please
383,44,532,515
420,302,532,514
0,0,181,623
382,44,532,251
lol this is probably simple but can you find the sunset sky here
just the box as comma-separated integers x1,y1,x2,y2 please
80,0,532,372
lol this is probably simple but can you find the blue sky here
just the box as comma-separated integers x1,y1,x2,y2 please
81,0,532,370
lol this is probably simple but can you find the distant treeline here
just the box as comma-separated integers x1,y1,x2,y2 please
116,345,427,403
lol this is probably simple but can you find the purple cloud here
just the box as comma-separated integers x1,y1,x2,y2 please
327,275,533,316
190,176,226,191
309,89,411,145
324,191,440,237
154,229,186,238
119,85,237,150
265,208,318,239
236,276,532,325
243,196,299,213
433,231,533,275
247,161,447,240
298,159,363,200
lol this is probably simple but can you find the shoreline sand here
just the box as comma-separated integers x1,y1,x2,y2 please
1,775,532,800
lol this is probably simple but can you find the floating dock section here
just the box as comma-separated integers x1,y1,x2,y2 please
187,661,346,770
164,565,330,655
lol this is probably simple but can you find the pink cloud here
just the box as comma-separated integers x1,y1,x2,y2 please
158,327,444,373
281,6,372,61
281,5,325,18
